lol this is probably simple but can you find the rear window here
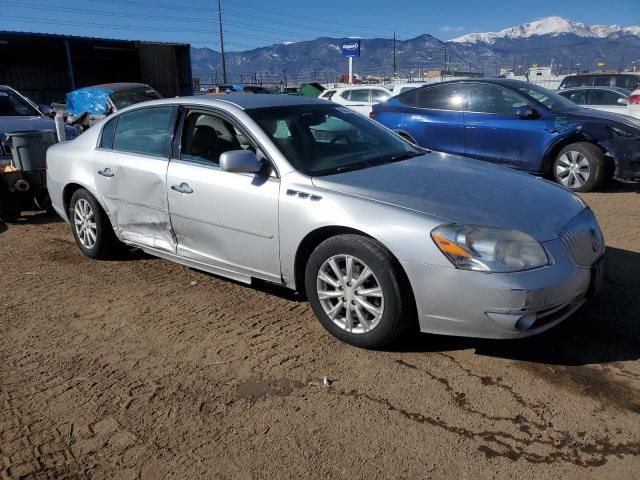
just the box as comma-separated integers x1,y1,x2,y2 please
111,106,175,157
110,87,162,110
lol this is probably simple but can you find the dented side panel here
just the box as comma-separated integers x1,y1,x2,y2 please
92,149,176,252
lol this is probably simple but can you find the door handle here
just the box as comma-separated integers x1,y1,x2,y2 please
98,168,114,178
171,182,194,194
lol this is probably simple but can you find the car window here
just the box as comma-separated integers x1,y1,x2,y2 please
371,90,390,102
465,84,527,114
559,90,587,105
112,106,175,157
99,117,118,149
516,84,578,112
349,90,370,102
339,90,351,100
109,87,162,110
321,90,336,100
180,111,246,166
403,84,466,111
399,86,416,94
248,104,421,176
588,90,623,105
591,76,611,87
562,77,585,88
618,75,640,90
0,90,40,116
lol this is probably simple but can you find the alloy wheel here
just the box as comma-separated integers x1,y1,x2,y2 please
316,254,384,334
73,198,97,249
555,151,591,189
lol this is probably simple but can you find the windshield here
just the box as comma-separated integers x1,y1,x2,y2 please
0,90,40,117
247,104,423,176
109,87,162,110
516,84,578,112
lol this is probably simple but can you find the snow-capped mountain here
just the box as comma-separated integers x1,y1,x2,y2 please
452,16,640,44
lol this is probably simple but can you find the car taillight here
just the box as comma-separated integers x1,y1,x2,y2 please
628,94,640,105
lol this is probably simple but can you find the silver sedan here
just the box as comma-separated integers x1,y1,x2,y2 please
46,95,606,348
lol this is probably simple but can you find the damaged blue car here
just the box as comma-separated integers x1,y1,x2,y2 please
371,79,640,192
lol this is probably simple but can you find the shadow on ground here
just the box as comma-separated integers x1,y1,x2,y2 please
394,246,640,367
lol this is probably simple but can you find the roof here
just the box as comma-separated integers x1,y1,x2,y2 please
194,93,328,110
559,86,631,94
0,30,189,47
91,83,154,92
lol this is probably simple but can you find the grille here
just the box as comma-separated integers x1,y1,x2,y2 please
559,208,605,267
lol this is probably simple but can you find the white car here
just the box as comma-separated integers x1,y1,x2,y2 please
557,87,639,118
629,88,640,119
318,86,391,116
386,83,424,96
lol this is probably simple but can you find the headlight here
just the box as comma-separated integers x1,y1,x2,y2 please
431,224,548,273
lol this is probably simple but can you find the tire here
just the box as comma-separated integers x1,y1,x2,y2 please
304,234,414,348
553,142,607,192
0,199,21,223
69,189,119,259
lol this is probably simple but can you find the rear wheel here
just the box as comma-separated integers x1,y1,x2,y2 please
553,142,607,192
69,189,119,259
304,234,413,348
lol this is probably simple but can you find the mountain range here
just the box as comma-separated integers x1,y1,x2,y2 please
190,17,640,85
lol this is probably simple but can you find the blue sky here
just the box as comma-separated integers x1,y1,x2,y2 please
1,0,638,50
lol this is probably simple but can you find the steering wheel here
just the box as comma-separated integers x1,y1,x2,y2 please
330,134,352,145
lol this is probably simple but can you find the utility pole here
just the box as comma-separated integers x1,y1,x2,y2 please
217,0,227,83
393,31,397,78
443,43,447,74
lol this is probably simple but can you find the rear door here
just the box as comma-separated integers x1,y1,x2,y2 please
342,89,373,115
558,89,587,106
462,84,550,172
93,105,177,251
400,84,466,155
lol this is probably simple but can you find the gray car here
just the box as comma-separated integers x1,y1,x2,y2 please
46,95,606,348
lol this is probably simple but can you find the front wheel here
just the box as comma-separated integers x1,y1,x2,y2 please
553,142,607,192
304,234,413,348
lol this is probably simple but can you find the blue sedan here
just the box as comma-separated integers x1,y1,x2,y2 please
371,79,640,192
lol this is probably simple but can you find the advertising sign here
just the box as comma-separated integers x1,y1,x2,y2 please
341,39,361,58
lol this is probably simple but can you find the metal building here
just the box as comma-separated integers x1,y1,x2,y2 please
0,31,193,104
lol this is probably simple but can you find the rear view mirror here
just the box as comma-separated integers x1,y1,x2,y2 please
220,150,263,174
617,97,629,106
515,105,536,119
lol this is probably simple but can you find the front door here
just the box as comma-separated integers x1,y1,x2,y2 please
166,108,281,282
462,84,551,172
92,105,177,252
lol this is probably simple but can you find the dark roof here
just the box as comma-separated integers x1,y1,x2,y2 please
0,30,189,47
91,83,154,92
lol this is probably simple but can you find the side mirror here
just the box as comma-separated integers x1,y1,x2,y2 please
618,97,629,106
220,150,263,174
39,104,54,117
515,105,536,119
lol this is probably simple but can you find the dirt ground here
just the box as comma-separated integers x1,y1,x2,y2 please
1,183,639,480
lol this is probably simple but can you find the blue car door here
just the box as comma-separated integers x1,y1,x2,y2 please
462,84,553,172
401,84,466,155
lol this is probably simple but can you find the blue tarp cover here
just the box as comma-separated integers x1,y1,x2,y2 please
66,87,113,116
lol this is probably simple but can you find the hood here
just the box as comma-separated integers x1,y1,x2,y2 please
0,116,57,134
562,107,640,130
311,153,586,242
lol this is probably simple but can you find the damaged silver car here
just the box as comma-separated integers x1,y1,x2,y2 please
46,95,606,348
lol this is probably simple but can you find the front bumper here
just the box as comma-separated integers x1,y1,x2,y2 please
402,239,601,339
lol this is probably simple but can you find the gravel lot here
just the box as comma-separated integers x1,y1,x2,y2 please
1,184,639,479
